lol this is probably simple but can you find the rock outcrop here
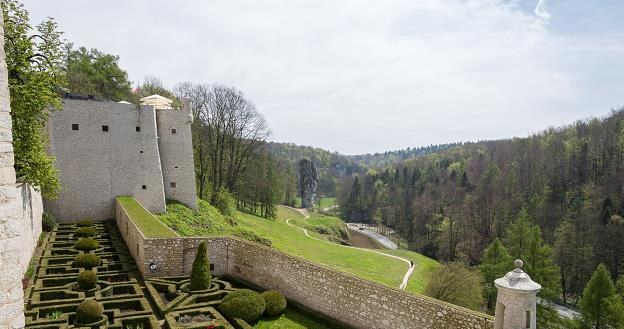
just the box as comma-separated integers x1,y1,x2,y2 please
298,159,318,209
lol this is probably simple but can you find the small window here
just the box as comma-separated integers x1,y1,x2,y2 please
525,311,530,328
171,128,177,134
102,125,109,132
140,151,143,154
141,185,147,190
174,166,179,169
170,182,177,188
136,126,141,132
72,124,79,130
210,264,215,271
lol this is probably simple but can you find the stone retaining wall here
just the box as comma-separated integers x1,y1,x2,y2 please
116,201,494,329
0,14,45,329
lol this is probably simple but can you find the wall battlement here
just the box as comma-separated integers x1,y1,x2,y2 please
45,97,197,222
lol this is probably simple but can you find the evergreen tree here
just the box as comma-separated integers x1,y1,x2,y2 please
189,241,211,291
504,208,533,259
480,238,512,310
579,264,616,329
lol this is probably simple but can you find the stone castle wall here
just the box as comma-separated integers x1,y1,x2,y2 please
46,100,167,221
155,107,197,209
116,202,494,329
0,15,44,329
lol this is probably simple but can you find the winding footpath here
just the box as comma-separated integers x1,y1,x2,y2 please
283,206,414,290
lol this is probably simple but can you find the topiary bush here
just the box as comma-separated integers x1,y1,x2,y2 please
76,270,97,290
76,218,93,227
189,241,211,291
42,212,55,232
75,227,97,237
75,299,103,324
261,290,287,316
219,289,266,323
73,254,101,269
74,238,100,252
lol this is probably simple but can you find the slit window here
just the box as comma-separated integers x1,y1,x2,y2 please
72,124,79,130
102,125,109,132
171,128,177,134
525,311,530,328
141,185,147,190
170,182,177,188
136,126,141,132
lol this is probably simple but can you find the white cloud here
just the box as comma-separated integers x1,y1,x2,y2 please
23,0,624,154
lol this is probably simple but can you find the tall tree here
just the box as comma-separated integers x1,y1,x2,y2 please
3,0,65,197
66,46,132,101
579,264,617,329
480,238,512,310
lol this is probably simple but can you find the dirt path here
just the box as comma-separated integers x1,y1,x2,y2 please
283,211,415,290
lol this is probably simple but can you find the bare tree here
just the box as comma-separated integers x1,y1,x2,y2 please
175,83,269,202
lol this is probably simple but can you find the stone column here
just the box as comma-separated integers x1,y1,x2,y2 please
493,259,541,329
0,12,26,329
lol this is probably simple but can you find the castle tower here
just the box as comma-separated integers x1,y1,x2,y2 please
494,259,541,329
142,95,197,210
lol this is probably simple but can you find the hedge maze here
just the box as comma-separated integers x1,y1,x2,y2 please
23,222,272,329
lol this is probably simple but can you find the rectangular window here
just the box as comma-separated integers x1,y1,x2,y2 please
171,128,177,134
170,182,177,188
210,264,215,270
141,185,147,190
136,126,141,132
102,125,109,132
72,124,79,130
525,311,530,328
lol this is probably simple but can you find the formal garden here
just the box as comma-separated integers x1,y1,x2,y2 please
22,220,310,329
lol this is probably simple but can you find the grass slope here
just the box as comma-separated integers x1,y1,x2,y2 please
157,200,271,246
116,196,177,237
235,206,438,294
253,308,338,329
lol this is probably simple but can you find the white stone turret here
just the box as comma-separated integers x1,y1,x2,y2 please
493,259,541,329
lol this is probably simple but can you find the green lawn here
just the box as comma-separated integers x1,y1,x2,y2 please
116,196,177,238
253,308,339,329
235,206,438,294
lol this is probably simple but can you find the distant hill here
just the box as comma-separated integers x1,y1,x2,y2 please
266,141,462,196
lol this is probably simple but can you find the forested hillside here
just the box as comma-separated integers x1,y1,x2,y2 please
338,108,624,305
266,141,462,197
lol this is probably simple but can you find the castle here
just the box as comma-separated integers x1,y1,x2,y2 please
0,16,541,329
44,94,197,221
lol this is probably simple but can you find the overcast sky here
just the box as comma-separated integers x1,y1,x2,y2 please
23,0,624,154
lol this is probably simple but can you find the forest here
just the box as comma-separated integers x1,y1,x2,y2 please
337,109,624,320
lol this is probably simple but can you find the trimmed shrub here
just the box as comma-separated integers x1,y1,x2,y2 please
74,238,100,252
75,227,97,237
219,289,265,323
73,254,101,269
76,218,93,227
75,299,103,324
77,270,97,290
42,212,55,232
189,241,211,291
261,290,287,316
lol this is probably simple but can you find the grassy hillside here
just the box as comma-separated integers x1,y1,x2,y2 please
156,200,271,246
235,207,438,294
157,201,437,294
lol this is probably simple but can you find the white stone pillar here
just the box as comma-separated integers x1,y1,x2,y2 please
493,259,541,329
0,11,26,329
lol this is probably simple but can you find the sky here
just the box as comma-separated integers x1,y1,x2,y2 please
23,0,624,154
